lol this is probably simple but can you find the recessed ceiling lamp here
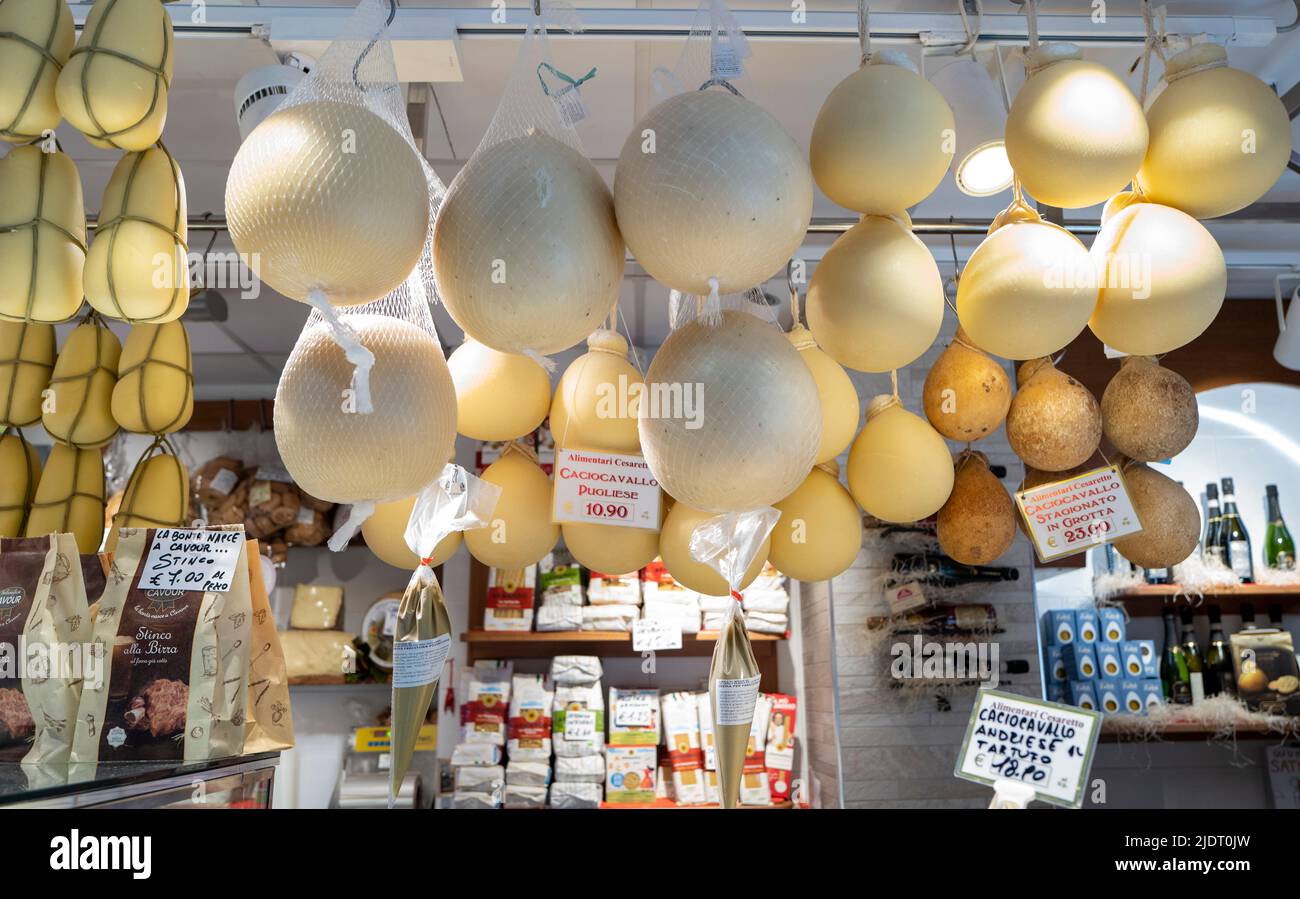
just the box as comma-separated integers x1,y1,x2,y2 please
930,52,1013,197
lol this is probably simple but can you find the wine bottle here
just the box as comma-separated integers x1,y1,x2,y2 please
1202,483,1223,564
1179,608,1206,704
1145,566,1171,585
1203,604,1234,697
891,553,1020,588
1238,602,1257,632
1265,484,1296,571
1268,604,1284,628
1219,478,1254,583
893,603,998,635
1161,607,1192,704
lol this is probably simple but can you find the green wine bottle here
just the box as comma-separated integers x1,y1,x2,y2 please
1203,604,1234,697
1179,608,1205,704
1265,484,1296,571
1219,478,1254,583
1161,608,1192,704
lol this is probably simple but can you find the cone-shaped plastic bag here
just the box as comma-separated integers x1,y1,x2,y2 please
693,507,779,809
388,464,500,806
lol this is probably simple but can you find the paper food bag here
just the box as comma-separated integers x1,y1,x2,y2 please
242,539,294,753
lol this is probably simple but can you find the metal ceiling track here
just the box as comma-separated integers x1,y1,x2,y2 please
65,5,1278,49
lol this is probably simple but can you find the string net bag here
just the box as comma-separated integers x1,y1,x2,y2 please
432,1,622,363
611,0,812,297
108,433,190,552
24,441,105,554
0,0,74,143
227,0,438,398
0,424,40,536
110,319,193,435
0,319,55,426
43,308,120,449
55,0,173,151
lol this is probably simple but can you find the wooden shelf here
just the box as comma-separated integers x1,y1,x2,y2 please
599,799,793,810
1099,717,1299,742
462,629,783,644
1110,583,1300,616
1114,584,1300,598
461,629,784,667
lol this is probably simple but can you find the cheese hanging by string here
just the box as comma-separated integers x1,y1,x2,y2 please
847,394,954,524
1112,460,1200,569
0,428,41,537
1005,356,1101,473
768,460,861,583
448,339,551,443
362,494,462,571
464,442,558,571
110,320,193,434
787,325,858,464
1100,355,1198,463
922,328,1011,442
105,435,189,553
806,214,944,373
936,451,1016,566
0,0,74,143
42,313,119,449
84,143,188,323
0,145,86,323
55,0,172,151
660,501,769,597
0,320,55,426
550,329,643,454
24,441,104,553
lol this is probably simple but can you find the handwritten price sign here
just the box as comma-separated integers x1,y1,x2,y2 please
141,528,244,593
552,449,662,531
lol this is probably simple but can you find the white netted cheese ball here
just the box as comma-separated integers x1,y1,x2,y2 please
435,131,624,354
1005,44,1147,209
639,309,820,514
1137,44,1292,220
614,89,813,296
226,100,429,308
274,314,456,504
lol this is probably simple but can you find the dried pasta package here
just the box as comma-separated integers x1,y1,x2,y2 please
0,146,86,322
24,442,104,553
55,0,173,151
0,0,74,143
84,144,188,323
0,533,91,765
106,436,189,553
43,312,119,448
0,321,55,426
110,320,194,434
0,428,41,537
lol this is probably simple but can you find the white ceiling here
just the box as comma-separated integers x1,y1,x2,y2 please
21,0,1300,395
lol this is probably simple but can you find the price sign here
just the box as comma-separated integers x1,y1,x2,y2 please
614,695,655,727
955,689,1101,808
1014,464,1143,563
563,709,597,742
632,617,683,652
141,528,244,593
552,449,661,531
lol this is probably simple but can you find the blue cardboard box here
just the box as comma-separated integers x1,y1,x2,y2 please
1063,643,1098,680
1096,642,1124,680
1096,680,1122,714
1119,679,1146,715
1099,607,1126,643
1069,681,1098,711
1074,609,1101,644
1046,646,1068,683
1046,610,1075,646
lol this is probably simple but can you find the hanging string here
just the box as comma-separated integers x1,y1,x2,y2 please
956,0,983,57
1022,0,1040,50
857,0,871,67
1136,0,1169,106
943,227,961,319
889,368,899,400
613,302,645,376
786,258,802,329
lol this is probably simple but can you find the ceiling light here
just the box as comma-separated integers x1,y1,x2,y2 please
929,53,1013,197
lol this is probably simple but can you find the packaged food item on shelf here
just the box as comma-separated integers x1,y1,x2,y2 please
290,584,344,630
507,674,553,760
0,534,91,765
588,570,641,606
741,694,773,806
1069,681,1098,711
605,745,657,803
742,588,790,615
484,566,536,631
551,655,602,686
451,743,501,767
555,753,605,783
454,764,505,794
1099,607,1126,643
280,630,355,683
1046,610,1075,646
453,790,502,809
702,769,720,804
581,603,638,632
549,781,602,809
242,539,294,754
244,476,301,539
1231,629,1300,715
191,456,243,518
609,687,660,746
661,691,706,805
641,558,700,605
460,662,512,745
536,603,583,632
538,550,583,605
765,693,797,803
744,610,788,635
696,692,717,770
506,760,551,786
643,595,701,634
552,680,605,757
284,503,333,547
504,784,548,808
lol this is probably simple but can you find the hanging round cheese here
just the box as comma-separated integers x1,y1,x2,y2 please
1088,201,1226,356
847,396,954,523
562,520,660,576
1137,44,1291,220
659,500,768,597
0,320,55,426
435,131,624,354
0,145,86,322
806,215,944,373
43,315,120,448
447,338,550,442
25,441,103,553
551,329,642,453
788,325,858,464
936,451,1017,566
810,53,955,215
1004,43,1147,209
55,0,172,151
85,144,189,323
361,495,463,570
275,314,457,505
1006,357,1101,472
106,442,188,553
226,100,430,309
0,430,41,537
1112,461,1200,569
768,461,861,582
922,328,1011,442
613,89,813,296
639,309,820,513
0,0,74,143
111,320,193,434
955,200,1097,360
1101,355,1198,462
464,444,559,570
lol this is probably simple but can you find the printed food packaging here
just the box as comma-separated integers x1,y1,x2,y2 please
460,661,512,745
765,693,797,802
484,565,536,631
1231,629,1300,715
507,674,553,760
605,745,657,803
661,691,706,805
609,687,660,746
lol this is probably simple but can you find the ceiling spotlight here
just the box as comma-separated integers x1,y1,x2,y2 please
234,54,313,141
930,52,1014,197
